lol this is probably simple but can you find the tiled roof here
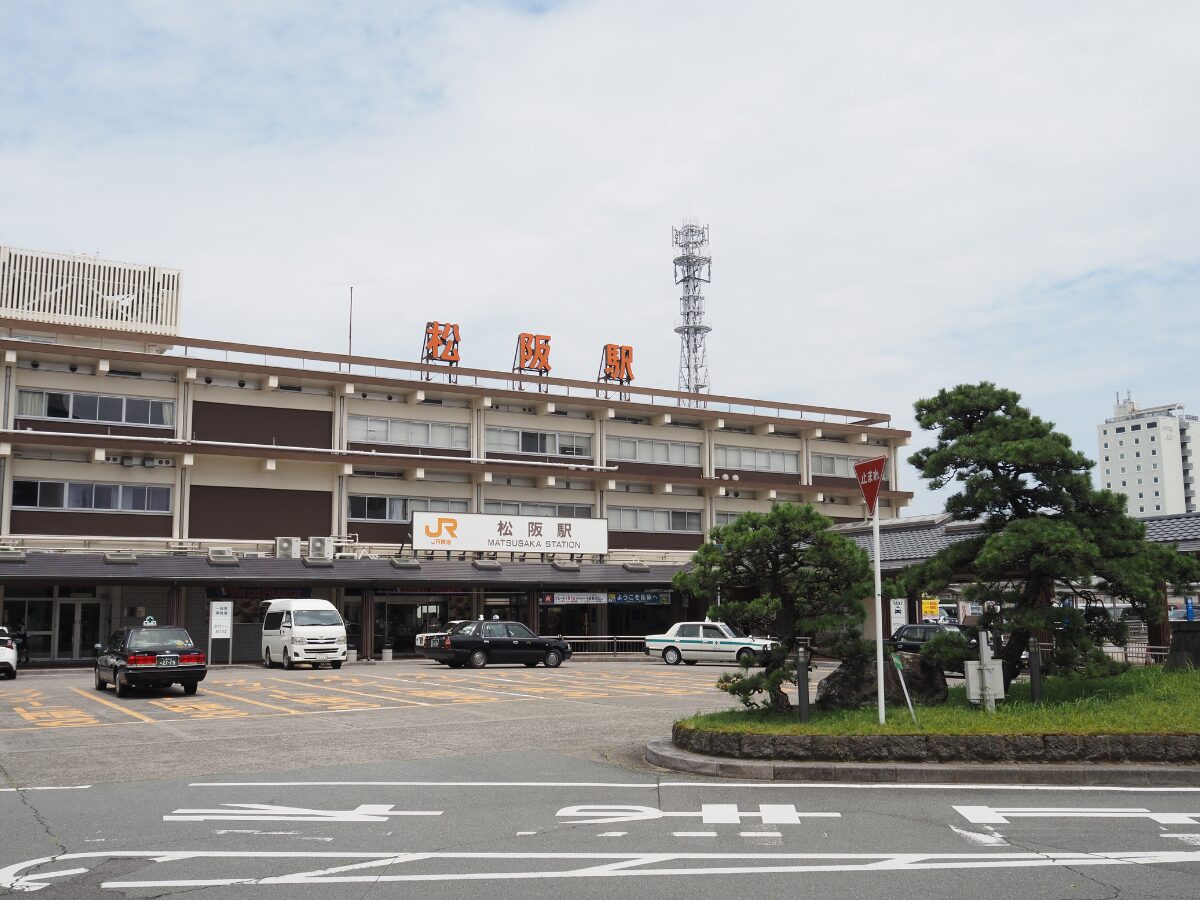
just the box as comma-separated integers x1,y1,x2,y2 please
0,554,684,586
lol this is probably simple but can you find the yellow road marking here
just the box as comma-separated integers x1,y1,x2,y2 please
266,677,431,706
70,687,156,723
201,687,300,715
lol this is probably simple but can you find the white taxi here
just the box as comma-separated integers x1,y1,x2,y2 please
644,621,779,666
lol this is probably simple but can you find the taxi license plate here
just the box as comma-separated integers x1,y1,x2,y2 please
157,657,178,667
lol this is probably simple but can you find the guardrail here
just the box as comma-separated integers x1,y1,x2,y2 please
562,636,647,656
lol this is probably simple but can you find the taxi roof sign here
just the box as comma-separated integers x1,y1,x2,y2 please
142,616,157,627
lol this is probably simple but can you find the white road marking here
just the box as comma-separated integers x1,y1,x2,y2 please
0,785,91,792
557,804,840,825
5,848,1198,889
191,780,1200,793
1164,834,1200,846
164,803,443,823
949,825,1010,847
516,832,537,836
672,832,718,837
740,832,783,838
215,830,302,836
598,832,627,837
955,805,1200,826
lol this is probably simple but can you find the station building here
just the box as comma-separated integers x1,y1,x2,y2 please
0,246,912,662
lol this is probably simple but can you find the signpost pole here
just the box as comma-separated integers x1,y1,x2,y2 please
872,501,885,725
853,455,889,728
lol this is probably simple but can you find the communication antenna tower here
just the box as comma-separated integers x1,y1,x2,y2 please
673,218,712,406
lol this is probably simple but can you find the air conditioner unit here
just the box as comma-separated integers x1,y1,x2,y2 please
275,536,300,559
208,547,236,559
120,456,135,467
308,536,334,560
241,551,270,559
152,458,175,467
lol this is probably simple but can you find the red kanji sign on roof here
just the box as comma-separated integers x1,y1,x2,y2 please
853,456,889,517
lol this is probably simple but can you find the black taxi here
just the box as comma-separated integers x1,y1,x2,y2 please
94,618,208,697
425,619,572,669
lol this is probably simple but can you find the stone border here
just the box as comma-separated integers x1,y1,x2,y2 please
673,723,1200,764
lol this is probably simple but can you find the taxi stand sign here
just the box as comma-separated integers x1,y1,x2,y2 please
208,600,233,666
853,455,889,726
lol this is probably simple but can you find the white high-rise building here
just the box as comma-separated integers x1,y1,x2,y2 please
1098,394,1197,518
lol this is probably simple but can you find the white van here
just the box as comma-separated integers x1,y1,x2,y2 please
261,599,348,670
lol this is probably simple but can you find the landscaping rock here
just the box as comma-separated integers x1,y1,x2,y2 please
773,735,814,760
815,654,948,710
886,735,928,761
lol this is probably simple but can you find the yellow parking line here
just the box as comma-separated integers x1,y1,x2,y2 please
201,687,301,715
266,677,432,706
70,687,156,723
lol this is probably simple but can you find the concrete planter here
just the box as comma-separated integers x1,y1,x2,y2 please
381,648,393,662
347,649,357,664
673,723,1200,765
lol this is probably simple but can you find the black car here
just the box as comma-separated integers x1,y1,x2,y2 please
889,622,977,654
94,622,208,696
425,620,572,669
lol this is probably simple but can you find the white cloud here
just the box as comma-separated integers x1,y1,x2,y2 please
2,0,1198,513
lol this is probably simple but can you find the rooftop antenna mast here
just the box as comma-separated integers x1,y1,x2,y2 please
673,217,712,407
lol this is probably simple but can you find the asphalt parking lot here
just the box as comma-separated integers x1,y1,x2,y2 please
1,658,811,787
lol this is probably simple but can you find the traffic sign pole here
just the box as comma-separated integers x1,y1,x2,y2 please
853,456,890,727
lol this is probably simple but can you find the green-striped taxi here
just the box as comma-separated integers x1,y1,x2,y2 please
644,620,778,666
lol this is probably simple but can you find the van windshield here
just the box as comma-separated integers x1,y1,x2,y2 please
293,610,343,627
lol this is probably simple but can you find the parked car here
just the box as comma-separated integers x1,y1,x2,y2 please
0,627,17,679
417,620,470,656
424,620,572,669
94,619,207,696
644,621,779,666
261,598,347,669
889,622,977,654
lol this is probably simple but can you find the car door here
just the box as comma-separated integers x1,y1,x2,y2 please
701,625,728,662
674,624,700,660
893,626,919,653
506,623,540,663
481,622,514,663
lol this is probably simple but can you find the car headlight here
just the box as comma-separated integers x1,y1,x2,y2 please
292,636,306,645
337,636,347,645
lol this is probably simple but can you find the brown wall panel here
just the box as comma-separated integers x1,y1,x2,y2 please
609,461,702,480
607,530,703,551
714,468,802,487
487,452,593,467
349,521,414,544
192,402,332,448
10,510,172,538
189,486,332,540
14,418,172,439
348,443,470,459
812,475,891,490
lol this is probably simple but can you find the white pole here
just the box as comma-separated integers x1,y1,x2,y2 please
873,505,885,725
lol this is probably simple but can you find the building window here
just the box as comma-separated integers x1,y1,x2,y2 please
1154,490,1160,497
348,495,468,522
1150,435,1157,442
1139,506,1145,513
1155,504,1161,511
483,501,592,518
1104,468,1110,475
606,437,701,466
1103,442,1109,449
1118,440,1124,446
1134,437,1140,445
717,445,801,474
1135,451,1141,458
606,506,702,533
17,389,174,428
1152,449,1158,456
810,453,873,478
1105,482,1112,488
347,416,468,450
1153,477,1160,483
1104,455,1110,462
12,479,170,512
1119,453,1125,460
486,428,591,457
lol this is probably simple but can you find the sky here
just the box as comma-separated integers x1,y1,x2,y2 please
2,0,1198,515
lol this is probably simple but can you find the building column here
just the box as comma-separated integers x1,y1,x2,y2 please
361,588,375,660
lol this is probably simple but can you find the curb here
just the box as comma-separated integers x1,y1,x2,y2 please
645,739,1200,787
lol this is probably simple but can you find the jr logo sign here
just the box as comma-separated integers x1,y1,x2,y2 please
423,517,459,542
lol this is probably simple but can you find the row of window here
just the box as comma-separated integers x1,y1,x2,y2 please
811,453,876,478
12,479,172,513
348,496,469,522
606,506,703,533
485,428,592,457
714,446,802,474
17,389,175,428
482,501,594,518
347,416,470,450
607,437,701,466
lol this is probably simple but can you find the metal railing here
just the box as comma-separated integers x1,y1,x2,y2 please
562,636,647,656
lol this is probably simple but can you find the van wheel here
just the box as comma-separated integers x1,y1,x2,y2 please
331,661,342,670
283,651,294,671
263,649,272,668
662,647,682,665
468,650,488,669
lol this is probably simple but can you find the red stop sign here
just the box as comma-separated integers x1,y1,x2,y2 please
853,456,889,517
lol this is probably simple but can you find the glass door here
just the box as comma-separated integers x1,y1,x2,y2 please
55,601,103,660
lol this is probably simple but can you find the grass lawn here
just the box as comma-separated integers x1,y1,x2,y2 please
678,666,1200,737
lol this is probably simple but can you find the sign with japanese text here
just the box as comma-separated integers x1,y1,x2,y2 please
598,343,634,384
852,455,888,516
889,597,906,633
540,592,608,605
209,601,233,639
413,511,609,555
607,591,671,605
920,597,940,620
514,332,552,375
423,321,461,363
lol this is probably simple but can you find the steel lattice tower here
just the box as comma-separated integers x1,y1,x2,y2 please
673,218,712,406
